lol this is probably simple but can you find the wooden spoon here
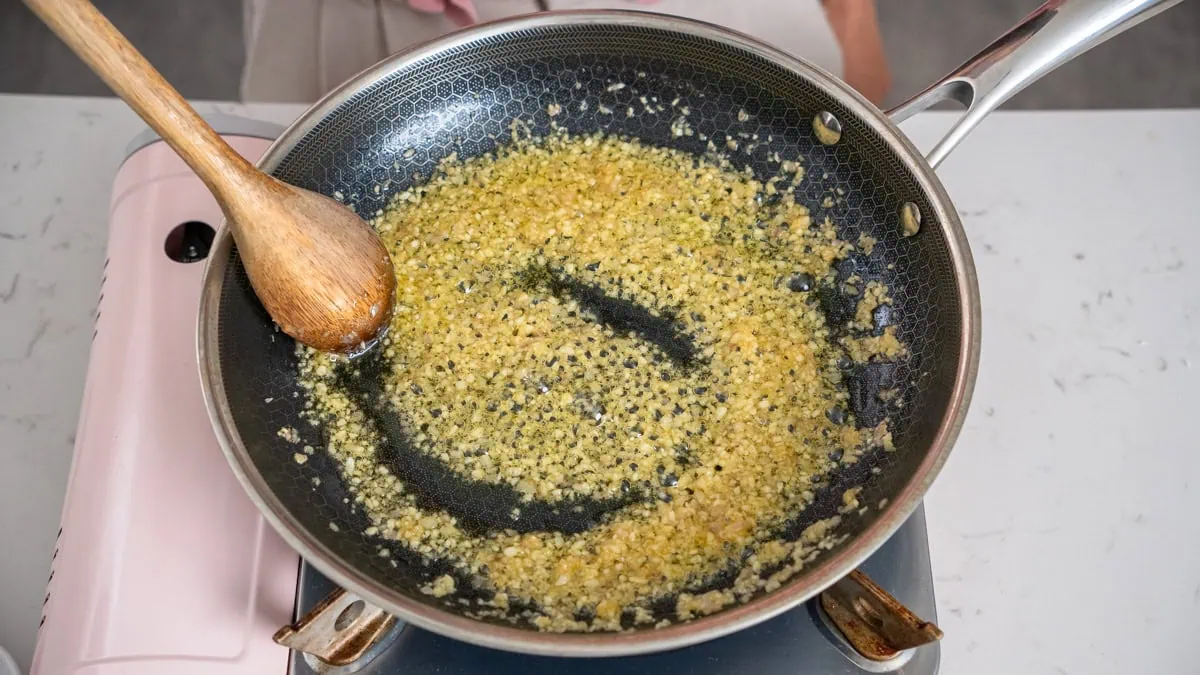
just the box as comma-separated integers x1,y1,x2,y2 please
24,0,396,354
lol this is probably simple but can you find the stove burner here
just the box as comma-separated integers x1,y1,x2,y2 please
289,507,939,675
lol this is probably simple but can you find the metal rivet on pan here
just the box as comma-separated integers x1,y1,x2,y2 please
813,111,842,145
900,202,922,237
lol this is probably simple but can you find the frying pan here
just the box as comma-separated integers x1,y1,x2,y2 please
199,0,1182,658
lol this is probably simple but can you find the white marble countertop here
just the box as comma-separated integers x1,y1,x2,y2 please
1,94,1197,674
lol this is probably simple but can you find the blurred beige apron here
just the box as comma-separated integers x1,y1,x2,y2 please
241,0,842,102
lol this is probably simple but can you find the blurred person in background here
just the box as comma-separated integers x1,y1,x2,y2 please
242,0,890,105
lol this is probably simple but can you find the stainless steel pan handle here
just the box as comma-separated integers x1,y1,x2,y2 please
887,0,1186,168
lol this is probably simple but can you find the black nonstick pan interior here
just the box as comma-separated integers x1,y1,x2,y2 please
212,18,965,634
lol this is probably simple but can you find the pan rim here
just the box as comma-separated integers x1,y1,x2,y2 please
198,9,980,658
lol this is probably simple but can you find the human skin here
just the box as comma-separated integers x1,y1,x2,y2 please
822,0,891,105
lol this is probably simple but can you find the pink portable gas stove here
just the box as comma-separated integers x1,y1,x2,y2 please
31,118,941,675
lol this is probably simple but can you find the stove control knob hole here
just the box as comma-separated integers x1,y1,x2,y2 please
164,221,215,263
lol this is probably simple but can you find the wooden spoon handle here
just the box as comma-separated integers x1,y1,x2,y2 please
23,0,254,194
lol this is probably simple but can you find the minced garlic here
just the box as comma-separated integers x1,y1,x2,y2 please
296,131,904,631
